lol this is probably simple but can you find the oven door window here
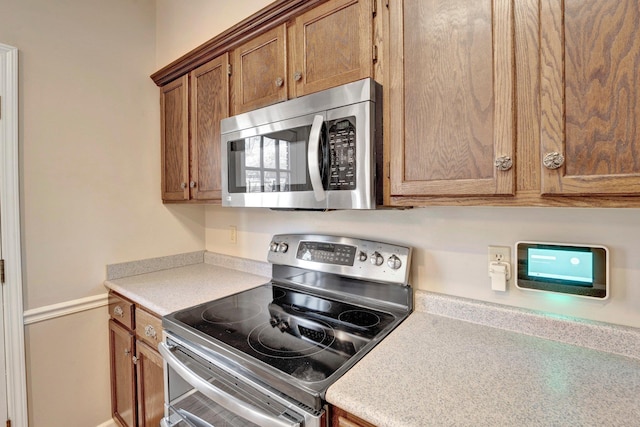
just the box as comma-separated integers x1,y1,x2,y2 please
228,125,327,194
162,343,306,427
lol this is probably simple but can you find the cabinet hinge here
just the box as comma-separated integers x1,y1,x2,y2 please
372,45,378,63
372,0,377,16
385,0,389,8
227,64,232,76
0,259,5,284
386,161,390,179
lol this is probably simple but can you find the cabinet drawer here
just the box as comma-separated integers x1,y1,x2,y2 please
108,293,134,329
135,308,162,349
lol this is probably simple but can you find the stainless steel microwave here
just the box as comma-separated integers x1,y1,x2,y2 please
220,78,382,209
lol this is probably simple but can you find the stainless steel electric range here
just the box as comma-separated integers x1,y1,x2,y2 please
160,234,412,427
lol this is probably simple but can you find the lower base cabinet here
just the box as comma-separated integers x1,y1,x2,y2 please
109,292,164,427
331,406,377,427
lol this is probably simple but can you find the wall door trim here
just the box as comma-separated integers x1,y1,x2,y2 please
0,42,28,427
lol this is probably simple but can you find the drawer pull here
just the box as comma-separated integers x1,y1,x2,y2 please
113,305,124,318
144,324,157,339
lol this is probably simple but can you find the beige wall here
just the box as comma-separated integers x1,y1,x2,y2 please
205,206,640,327
1,0,206,425
155,0,271,68
154,0,640,329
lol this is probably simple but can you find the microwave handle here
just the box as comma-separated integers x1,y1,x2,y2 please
159,342,300,427
307,114,326,202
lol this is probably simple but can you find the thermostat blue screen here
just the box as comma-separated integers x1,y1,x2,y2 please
527,248,593,283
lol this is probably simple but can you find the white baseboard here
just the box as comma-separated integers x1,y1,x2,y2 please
23,293,109,325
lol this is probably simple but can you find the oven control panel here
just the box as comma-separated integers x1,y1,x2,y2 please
267,234,412,285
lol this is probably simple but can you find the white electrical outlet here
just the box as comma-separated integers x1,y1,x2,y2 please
488,245,511,263
229,226,237,244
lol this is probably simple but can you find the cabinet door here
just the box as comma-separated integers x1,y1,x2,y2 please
388,0,515,202
330,406,376,427
135,340,164,427
540,0,640,195
161,75,189,201
291,0,373,97
109,320,136,427
190,53,230,201
232,24,287,115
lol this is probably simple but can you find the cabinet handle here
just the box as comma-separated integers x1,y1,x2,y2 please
294,71,302,82
543,152,565,170
180,182,187,189
144,324,157,339
275,77,284,87
494,156,513,171
113,305,124,318
124,348,131,356
132,356,139,365
189,181,196,188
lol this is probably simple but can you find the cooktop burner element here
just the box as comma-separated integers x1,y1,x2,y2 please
201,301,262,324
163,234,413,413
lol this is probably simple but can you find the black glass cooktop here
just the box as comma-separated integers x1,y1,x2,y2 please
167,283,396,383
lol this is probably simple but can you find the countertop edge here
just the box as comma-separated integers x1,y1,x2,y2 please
415,290,640,360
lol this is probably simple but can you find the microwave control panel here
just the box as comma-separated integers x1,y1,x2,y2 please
327,118,356,191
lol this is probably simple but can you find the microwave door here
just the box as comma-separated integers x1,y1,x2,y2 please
222,113,329,209
307,114,327,203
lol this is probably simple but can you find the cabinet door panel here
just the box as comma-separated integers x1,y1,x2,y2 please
190,53,229,201
135,340,164,427
540,0,640,195
161,75,189,201
293,0,373,97
233,24,287,114
388,0,514,199
109,320,136,427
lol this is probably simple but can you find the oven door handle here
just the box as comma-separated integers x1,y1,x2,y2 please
159,342,301,427
307,114,326,202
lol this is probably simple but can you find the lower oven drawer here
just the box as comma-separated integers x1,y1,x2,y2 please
160,337,322,427
162,390,261,427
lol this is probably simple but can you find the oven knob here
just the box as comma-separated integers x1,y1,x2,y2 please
269,241,279,252
387,254,402,270
277,242,289,253
357,251,368,262
370,252,384,266
277,321,289,333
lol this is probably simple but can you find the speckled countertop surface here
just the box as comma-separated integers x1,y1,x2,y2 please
104,252,640,426
103,252,270,315
326,309,640,427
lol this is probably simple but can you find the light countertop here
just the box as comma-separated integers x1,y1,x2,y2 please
325,311,640,426
104,253,270,315
104,252,640,426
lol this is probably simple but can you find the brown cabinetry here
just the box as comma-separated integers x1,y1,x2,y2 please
232,25,287,115
385,0,640,207
109,292,164,427
231,0,374,113
290,0,373,98
161,54,230,202
330,406,377,427
386,0,515,203
539,0,640,196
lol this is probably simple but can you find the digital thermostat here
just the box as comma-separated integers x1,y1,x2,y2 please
515,241,609,299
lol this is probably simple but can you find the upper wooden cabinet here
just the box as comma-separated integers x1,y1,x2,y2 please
539,0,640,196
231,0,374,114
161,54,230,202
232,24,287,115
160,75,189,202
191,54,230,200
386,0,515,204
290,0,373,98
